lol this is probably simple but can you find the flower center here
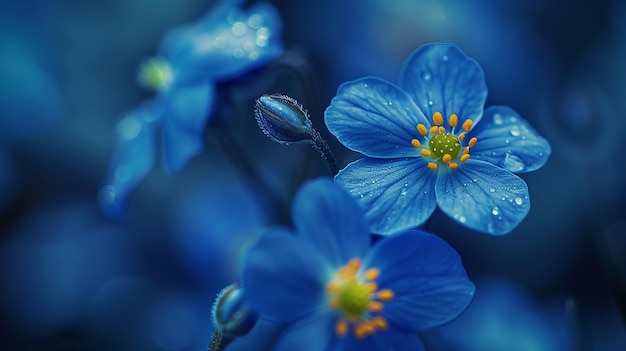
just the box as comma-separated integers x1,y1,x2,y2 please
326,257,395,339
137,56,174,92
410,111,478,171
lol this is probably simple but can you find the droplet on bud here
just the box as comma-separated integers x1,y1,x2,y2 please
212,283,257,337
254,94,313,144
137,56,174,92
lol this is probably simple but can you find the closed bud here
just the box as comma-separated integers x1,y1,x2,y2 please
212,283,257,337
254,94,313,144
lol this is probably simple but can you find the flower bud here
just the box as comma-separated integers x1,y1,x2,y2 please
212,283,257,337
254,94,313,144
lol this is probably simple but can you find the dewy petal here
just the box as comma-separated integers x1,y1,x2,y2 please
291,178,369,268
325,77,429,158
334,157,437,235
273,312,335,351
364,230,474,332
99,102,159,218
241,228,328,322
435,159,530,235
160,0,283,82
162,81,214,174
399,43,487,128
470,106,551,173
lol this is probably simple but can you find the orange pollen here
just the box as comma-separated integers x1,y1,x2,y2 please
432,111,443,125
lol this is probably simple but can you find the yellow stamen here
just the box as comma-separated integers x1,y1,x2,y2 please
460,154,470,162
364,268,380,281
427,162,438,170
421,149,432,157
430,126,439,135
416,124,428,136
326,282,340,294
347,258,361,271
438,126,446,134
359,321,375,336
377,289,394,301
463,147,469,154
462,119,473,132
368,301,384,312
335,320,348,336
411,139,421,148
449,162,459,170
366,282,378,293
371,316,388,330
432,111,443,125
468,137,477,148
458,133,465,141
449,113,458,127
442,154,452,163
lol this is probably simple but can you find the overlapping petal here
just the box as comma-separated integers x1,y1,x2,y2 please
99,102,159,218
241,228,328,322
399,43,487,128
470,106,552,173
325,77,429,158
364,230,474,332
162,81,214,173
291,179,369,268
273,312,335,351
335,157,437,235
435,159,530,235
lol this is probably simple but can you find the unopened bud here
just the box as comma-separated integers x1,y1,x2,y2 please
254,94,313,144
212,283,257,337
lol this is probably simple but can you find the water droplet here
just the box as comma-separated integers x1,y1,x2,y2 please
491,207,500,216
502,154,525,172
421,71,432,80
231,22,247,36
489,187,496,193
232,48,244,58
248,14,263,28
459,216,467,223
442,55,449,61
493,113,503,125
510,126,521,137
428,100,433,106
515,197,523,205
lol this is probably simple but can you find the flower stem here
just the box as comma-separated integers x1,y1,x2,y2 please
209,330,221,351
310,129,338,176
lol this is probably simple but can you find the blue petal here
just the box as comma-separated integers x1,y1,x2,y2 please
241,228,328,322
334,157,437,235
325,77,429,158
160,1,283,82
273,312,335,351
335,327,425,351
435,159,530,235
99,102,159,218
469,106,551,173
291,178,370,269
162,81,214,174
364,230,474,332
224,319,286,351
399,43,487,128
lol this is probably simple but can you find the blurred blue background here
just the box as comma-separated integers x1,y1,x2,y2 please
1,0,625,350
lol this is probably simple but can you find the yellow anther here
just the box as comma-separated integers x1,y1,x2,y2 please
460,154,470,162
442,154,452,163
411,139,421,148
371,316,388,330
421,149,432,157
438,126,446,134
430,126,439,135
377,289,394,301
468,137,477,148
347,258,361,271
368,301,384,312
335,320,348,336
364,268,380,281
354,325,366,339
449,114,458,127
449,162,459,170
462,119,473,132
326,282,340,294
359,321,375,336
463,147,469,154
432,111,443,125
416,124,428,136
458,133,465,141
366,282,378,293
427,162,438,170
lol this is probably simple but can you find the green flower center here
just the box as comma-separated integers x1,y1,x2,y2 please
137,57,174,92
337,281,371,318
428,133,461,160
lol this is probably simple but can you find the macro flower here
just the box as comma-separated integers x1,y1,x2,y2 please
241,178,474,350
99,0,283,217
325,43,551,235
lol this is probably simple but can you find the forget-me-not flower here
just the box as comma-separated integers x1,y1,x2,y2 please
99,0,283,217
242,178,474,350
325,43,551,235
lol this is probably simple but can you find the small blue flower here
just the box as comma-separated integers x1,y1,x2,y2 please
100,0,283,217
241,178,474,351
325,43,551,235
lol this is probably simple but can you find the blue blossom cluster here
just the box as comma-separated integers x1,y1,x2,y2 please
3,0,626,350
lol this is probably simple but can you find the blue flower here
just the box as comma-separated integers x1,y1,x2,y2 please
241,178,474,351
99,0,283,217
325,43,551,235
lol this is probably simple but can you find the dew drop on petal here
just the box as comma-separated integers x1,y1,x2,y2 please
493,113,503,125
491,207,500,216
459,216,467,223
489,187,496,193
503,154,526,172
510,126,521,137
442,55,449,61
421,71,432,80
515,197,523,205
